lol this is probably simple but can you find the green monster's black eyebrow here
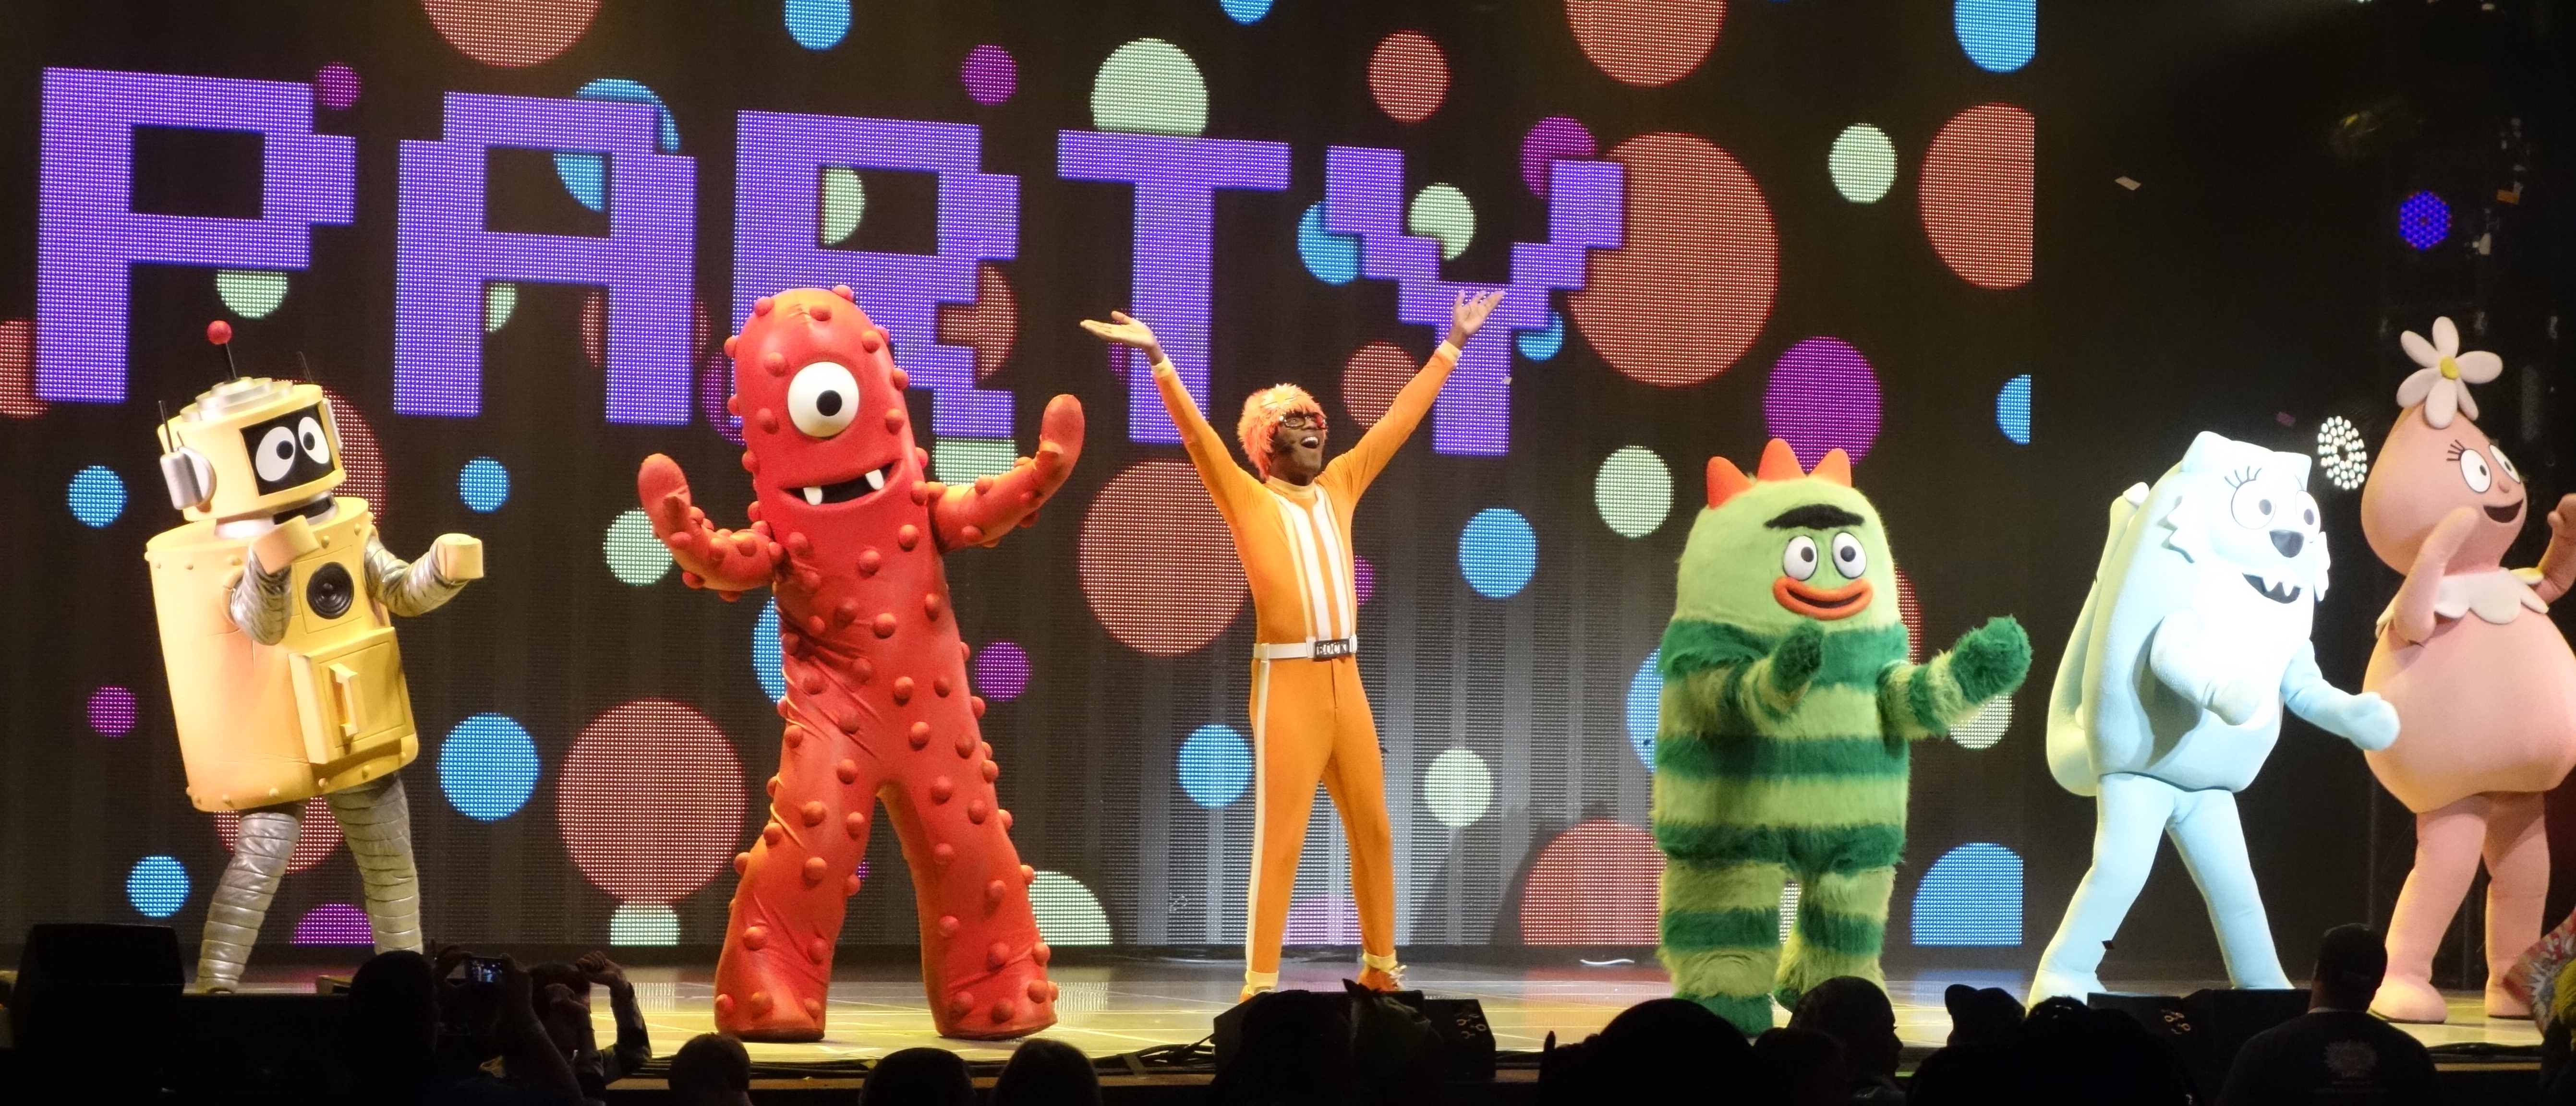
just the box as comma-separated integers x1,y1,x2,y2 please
1765,503,1865,530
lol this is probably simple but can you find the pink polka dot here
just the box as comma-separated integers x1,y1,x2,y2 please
1565,133,1777,389
961,45,1017,106
1367,31,1448,124
1078,461,1247,656
1519,820,1660,944
1353,555,1375,606
216,796,343,874
1566,0,1724,87
321,389,385,522
421,0,600,68
292,902,372,945
1761,337,1881,466
88,686,137,738
1920,103,2034,290
974,641,1030,701
557,699,746,905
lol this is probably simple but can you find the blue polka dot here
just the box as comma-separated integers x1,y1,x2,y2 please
1953,0,2035,73
1458,508,1536,599
1178,724,1252,807
1221,0,1274,23
753,600,785,702
438,714,540,821
2398,191,2449,251
68,465,124,528
1296,204,1360,285
1911,842,2024,946
458,457,510,512
1626,649,1662,768
1995,374,2032,445
555,80,680,213
127,855,189,918
1516,311,1564,361
785,0,851,50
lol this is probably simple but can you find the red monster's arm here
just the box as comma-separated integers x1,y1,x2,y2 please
929,394,1086,551
638,453,780,599
2386,506,2481,645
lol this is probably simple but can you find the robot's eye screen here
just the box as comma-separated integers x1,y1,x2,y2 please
297,416,332,465
254,426,297,482
787,361,861,438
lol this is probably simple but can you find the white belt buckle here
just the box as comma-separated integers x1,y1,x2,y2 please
1310,637,1355,660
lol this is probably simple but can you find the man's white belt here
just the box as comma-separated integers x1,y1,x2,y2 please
1253,637,1357,661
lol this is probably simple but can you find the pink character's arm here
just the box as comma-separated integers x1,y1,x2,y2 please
638,453,780,599
2536,493,2576,604
2386,506,2483,645
929,394,1085,551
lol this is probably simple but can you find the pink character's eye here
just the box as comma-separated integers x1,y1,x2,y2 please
2458,448,2492,494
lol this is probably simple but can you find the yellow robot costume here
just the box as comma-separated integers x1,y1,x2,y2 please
146,363,482,991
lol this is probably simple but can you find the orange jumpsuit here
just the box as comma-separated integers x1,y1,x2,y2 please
1151,344,1459,990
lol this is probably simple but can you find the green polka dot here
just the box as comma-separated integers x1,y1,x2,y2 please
1951,695,2012,750
485,283,518,333
1829,124,1899,204
215,270,288,318
608,903,679,945
1407,183,1474,261
1594,446,1673,538
1031,871,1114,945
1091,38,1207,136
604,508,674,586
1423,747,1492,828
932,437,1016,483
819,167,865,245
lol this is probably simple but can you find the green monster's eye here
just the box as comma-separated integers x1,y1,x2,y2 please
1782,535,1820,581
1830,532,1867,579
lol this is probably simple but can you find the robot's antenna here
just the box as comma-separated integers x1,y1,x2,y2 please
206,320,240,380
298,351,318,385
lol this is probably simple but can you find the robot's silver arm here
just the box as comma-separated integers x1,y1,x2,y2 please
363,533,470,618
227,553,295,646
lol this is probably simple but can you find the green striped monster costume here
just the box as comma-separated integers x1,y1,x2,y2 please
1654,439,2031,1034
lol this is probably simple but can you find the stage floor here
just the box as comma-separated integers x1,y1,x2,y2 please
231,957,2542,1064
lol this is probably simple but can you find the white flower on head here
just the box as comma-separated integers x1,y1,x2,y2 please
2395,316,2501,429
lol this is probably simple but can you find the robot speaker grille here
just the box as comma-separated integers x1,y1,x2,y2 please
306,562,354,620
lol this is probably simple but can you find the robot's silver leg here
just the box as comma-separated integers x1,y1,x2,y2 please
327,774,425,954
197,806,302,991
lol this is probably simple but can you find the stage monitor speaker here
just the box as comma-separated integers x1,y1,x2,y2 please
1212,987,1495,1082
9,924,184,1094
164,992,354,1104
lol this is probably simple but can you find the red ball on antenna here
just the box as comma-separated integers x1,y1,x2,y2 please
206,320,232,346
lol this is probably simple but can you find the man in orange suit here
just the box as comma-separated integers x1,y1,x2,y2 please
1084,291,1503,1000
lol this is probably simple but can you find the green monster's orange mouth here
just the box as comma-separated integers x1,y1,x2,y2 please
1774,576,1874,620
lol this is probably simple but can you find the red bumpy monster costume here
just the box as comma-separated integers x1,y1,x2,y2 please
637,286,1084,1041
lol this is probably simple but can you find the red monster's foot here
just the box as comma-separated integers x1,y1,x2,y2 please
928,950,1059,1040
713,954,831,1043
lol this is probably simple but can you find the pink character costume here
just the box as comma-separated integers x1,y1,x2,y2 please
637,286,1085,1040
2359,316,2576,1022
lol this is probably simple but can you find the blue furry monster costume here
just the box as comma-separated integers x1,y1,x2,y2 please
2032,432,2400,1001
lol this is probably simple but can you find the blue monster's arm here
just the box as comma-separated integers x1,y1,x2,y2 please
2146,609,2266,725
2279,639,2400,751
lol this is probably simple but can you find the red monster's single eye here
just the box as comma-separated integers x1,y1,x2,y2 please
787,361,860,438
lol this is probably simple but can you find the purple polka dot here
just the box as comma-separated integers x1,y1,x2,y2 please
314,63,360,110
701,350,743,444
960,45,1017,106
88,686,136,738
292,903,373,945
856,860,871,880
1762,337,1882,467
1353,555,1375,606
973,641,1030,701
1283,894,1362,944
1520,116,1597,197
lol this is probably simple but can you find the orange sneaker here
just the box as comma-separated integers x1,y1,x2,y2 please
1356,964,1406,993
